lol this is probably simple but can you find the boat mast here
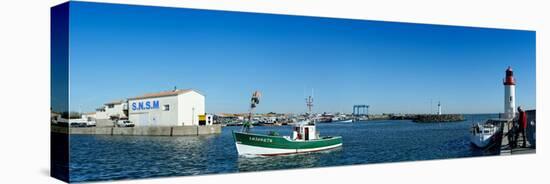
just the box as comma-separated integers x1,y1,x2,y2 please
306,96,313,114
243,90,261,132
305,89,314,124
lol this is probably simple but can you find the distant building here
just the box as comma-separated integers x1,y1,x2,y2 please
95,100,128,127
96,100,128,119
127,89,205,126
81,112,96,121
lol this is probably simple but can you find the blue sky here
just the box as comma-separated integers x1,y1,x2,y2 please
67,2,536,114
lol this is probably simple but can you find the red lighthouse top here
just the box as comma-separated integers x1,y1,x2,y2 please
503,66,515,85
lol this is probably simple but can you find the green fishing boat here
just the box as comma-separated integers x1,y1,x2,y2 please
233,91,343,156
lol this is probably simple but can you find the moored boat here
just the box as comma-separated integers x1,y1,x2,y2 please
234,90,343,156
469,119,506,148
233,121,342,156
338,119,353,123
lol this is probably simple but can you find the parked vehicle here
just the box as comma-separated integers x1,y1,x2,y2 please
51,115,69,127
69,119,88,127
116,120,135,127
86,120,96,127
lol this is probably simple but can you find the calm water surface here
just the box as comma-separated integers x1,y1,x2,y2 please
69,114,499,182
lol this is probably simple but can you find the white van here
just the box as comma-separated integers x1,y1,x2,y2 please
116,120,135,127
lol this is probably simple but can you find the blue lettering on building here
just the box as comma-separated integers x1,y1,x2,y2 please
131,100,160,111
138,102,144,110
153,100,160,109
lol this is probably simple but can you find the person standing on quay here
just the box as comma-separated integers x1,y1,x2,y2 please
517,106,528,148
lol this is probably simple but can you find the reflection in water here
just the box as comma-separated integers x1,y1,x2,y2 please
237,148,343,172
69,114,499,182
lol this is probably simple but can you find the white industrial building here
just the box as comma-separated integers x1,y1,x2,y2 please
94,100,128,127
95,100,128,120
81,112,97,121
127,89,205,126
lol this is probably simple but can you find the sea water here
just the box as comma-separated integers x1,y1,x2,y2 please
69,114,499,182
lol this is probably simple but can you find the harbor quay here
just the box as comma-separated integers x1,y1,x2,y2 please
51,125,221,136
498,109,536,155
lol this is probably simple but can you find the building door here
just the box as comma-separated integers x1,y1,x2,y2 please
151,114,159,126
139,113,148,126
304,127,309,141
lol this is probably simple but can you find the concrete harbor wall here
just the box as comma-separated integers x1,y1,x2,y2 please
51,125,69,134
58,125,221,136
95,119,115,127
172,126,198,135
71,127,113,134
198,125,219,134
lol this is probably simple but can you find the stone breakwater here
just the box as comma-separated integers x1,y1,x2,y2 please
411,114,465,123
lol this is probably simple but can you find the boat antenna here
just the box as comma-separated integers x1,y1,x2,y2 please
243,90,261,132
305,88,315,126
306,90,313,115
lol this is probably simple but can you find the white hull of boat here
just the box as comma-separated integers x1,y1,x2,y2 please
470,122,501,148
235,142,342,156
470,134,495,148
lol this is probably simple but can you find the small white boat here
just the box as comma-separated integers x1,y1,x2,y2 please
470,121,500,148
338,119,353,123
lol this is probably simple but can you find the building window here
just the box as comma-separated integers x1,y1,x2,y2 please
163,104,170,111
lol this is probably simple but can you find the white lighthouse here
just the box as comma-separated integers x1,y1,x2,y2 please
503,66,516,120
